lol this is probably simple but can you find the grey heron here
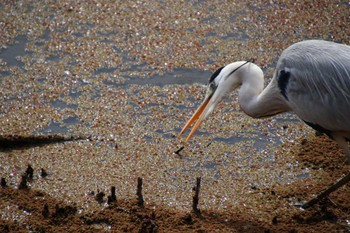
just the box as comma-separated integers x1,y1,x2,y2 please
178,40,350,208
179,40,350,164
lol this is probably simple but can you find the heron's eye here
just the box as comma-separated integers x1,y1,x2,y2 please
209,82,215,90
207,82,217,96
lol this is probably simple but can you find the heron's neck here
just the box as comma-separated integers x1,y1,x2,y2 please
238,77,289,118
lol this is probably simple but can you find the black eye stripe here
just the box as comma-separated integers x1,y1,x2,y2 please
209,66,224,83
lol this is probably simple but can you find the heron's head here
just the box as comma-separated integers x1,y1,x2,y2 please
178,61,255,142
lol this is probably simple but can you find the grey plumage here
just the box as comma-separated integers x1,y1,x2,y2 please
179,40,350,163
276,40,350,134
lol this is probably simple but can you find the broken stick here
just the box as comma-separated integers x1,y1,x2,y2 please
25,164,34,180
192,177,201,214
174,146,184,155
18,174,28,189
42,203,50,218
302,171,350,209
1,178,6,188
108,186,117,204
137,177,144,207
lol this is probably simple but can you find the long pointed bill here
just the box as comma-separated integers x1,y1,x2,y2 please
178,94,213,142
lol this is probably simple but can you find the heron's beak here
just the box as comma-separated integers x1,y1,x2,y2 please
178,87,216,142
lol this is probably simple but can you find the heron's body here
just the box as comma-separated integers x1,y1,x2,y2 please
179,40,350,163
274,40,350,136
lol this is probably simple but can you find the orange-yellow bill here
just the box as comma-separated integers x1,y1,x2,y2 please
178,95,211,142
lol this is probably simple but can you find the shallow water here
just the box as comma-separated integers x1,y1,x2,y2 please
0,33,298,146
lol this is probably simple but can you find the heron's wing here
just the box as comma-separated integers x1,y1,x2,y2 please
276,40,350,132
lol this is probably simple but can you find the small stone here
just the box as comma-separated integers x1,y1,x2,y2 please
95,191,105,204
182,213,193,225
41,168,48,178
272,216,278,225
